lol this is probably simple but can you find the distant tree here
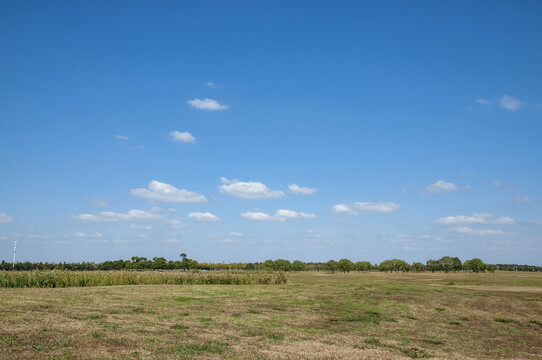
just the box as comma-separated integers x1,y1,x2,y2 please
263,260,275,271
292,260,305,272
411,262,425,272
338,259,354,273
354,261,372,272
463,258,486,273
325,260,339,273
452,257,462,273
437,256,454,273
274,259,292,271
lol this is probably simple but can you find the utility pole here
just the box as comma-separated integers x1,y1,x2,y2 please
12,240,17,270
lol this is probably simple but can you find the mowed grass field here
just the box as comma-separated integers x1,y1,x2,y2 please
0,271,541,359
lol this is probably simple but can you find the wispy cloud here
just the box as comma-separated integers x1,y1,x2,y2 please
69,209,184,228
0,213,14,224
115,135,130,140
425,180,458,194
475,98,490,105
73,232,103,238
219,178,284,199
187,98,229,111
288,184,317,195
169,131,196,143
452,227,507,236
187,212,220,222
205,82,222,88
433,213,514,226
241,209,316,222
512,196,533,204
332,202,401,215
90,198,108,208
500,95,524,111
130,180,207,203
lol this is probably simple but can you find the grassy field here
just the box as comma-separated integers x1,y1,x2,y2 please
0,271,541,359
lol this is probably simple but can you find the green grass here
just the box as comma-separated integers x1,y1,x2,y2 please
0,271,541,359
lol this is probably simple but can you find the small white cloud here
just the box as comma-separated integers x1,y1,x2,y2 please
165,239,182,243
74,232,103,238
187,212,220,222
130,224,152,230
434,213,514,226
425,180,458,194
221,238,234,243
332,202,400,214
54,240,70,244
240,211,273,221
500,95,524,111
512,196,533,204
187,98,229,111
90,198,108,208
134,234,147,238
0,235,8,240
241,209,316,222
453,227,506,236
475,98,490,105
229,232,244,237
332,204,358,215
115,135,130,140
205,82,222,88
288,184,317,195
130,180,207,203
219,178,284,199
170,130,196,143
113,239,128,243
0,213,14,224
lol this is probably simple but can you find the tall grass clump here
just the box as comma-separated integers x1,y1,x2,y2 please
0,271,287,288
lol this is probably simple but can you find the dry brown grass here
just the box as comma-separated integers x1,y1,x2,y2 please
0,271,540,359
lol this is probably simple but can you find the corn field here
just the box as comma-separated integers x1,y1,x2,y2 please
0,270,287,288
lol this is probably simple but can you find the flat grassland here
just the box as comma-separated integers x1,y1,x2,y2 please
0,271,541,359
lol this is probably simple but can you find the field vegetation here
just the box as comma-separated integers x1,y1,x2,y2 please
0,271,540,359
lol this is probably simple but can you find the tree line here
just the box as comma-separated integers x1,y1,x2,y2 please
1,254,540,272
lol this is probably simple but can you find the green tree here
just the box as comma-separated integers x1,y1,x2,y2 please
292,260,305,271
463,258,486,273
338,259,354,273
325,260,338,273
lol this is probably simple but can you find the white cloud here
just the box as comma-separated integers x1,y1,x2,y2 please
493,180,507,187
115,135,129,140
90,198,107,208
434,213,514,226
241,209,316,222
134,234,147,238
187,212,220,222
453,227,506,236
475,98,490,105
229,232,244,237
219,178,284,199
221,238,234,243
332,202,401,215
425,180,458,194
170,131,196,143
512,196,533,204
240,211,273,221
205,82,222,88
500,95,524,111
288,184,317,195
532,220,542,225
130,224,152,230
187,98,228,110
69,209,184,228
113,239,128,243
54,240,70,244
73,232,103,238
130,180,207,203
332,204,358,215
0,213,14,224
0,236,8,240
165,239,182,243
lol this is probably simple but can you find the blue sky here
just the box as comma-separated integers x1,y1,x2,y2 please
1,1,541,265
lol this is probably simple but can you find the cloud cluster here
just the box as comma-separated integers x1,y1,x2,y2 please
131,181,207,203
219,178,284,199
241,209,316,222
288,184,317,195
170,131,196,143
425,180,458,194
499,95,524,111
332,202,401,215
187,98,228,110
452,227,506,236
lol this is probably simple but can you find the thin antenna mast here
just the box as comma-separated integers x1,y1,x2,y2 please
12,240,17,270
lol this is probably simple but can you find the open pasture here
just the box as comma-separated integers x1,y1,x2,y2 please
0,271,541,359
